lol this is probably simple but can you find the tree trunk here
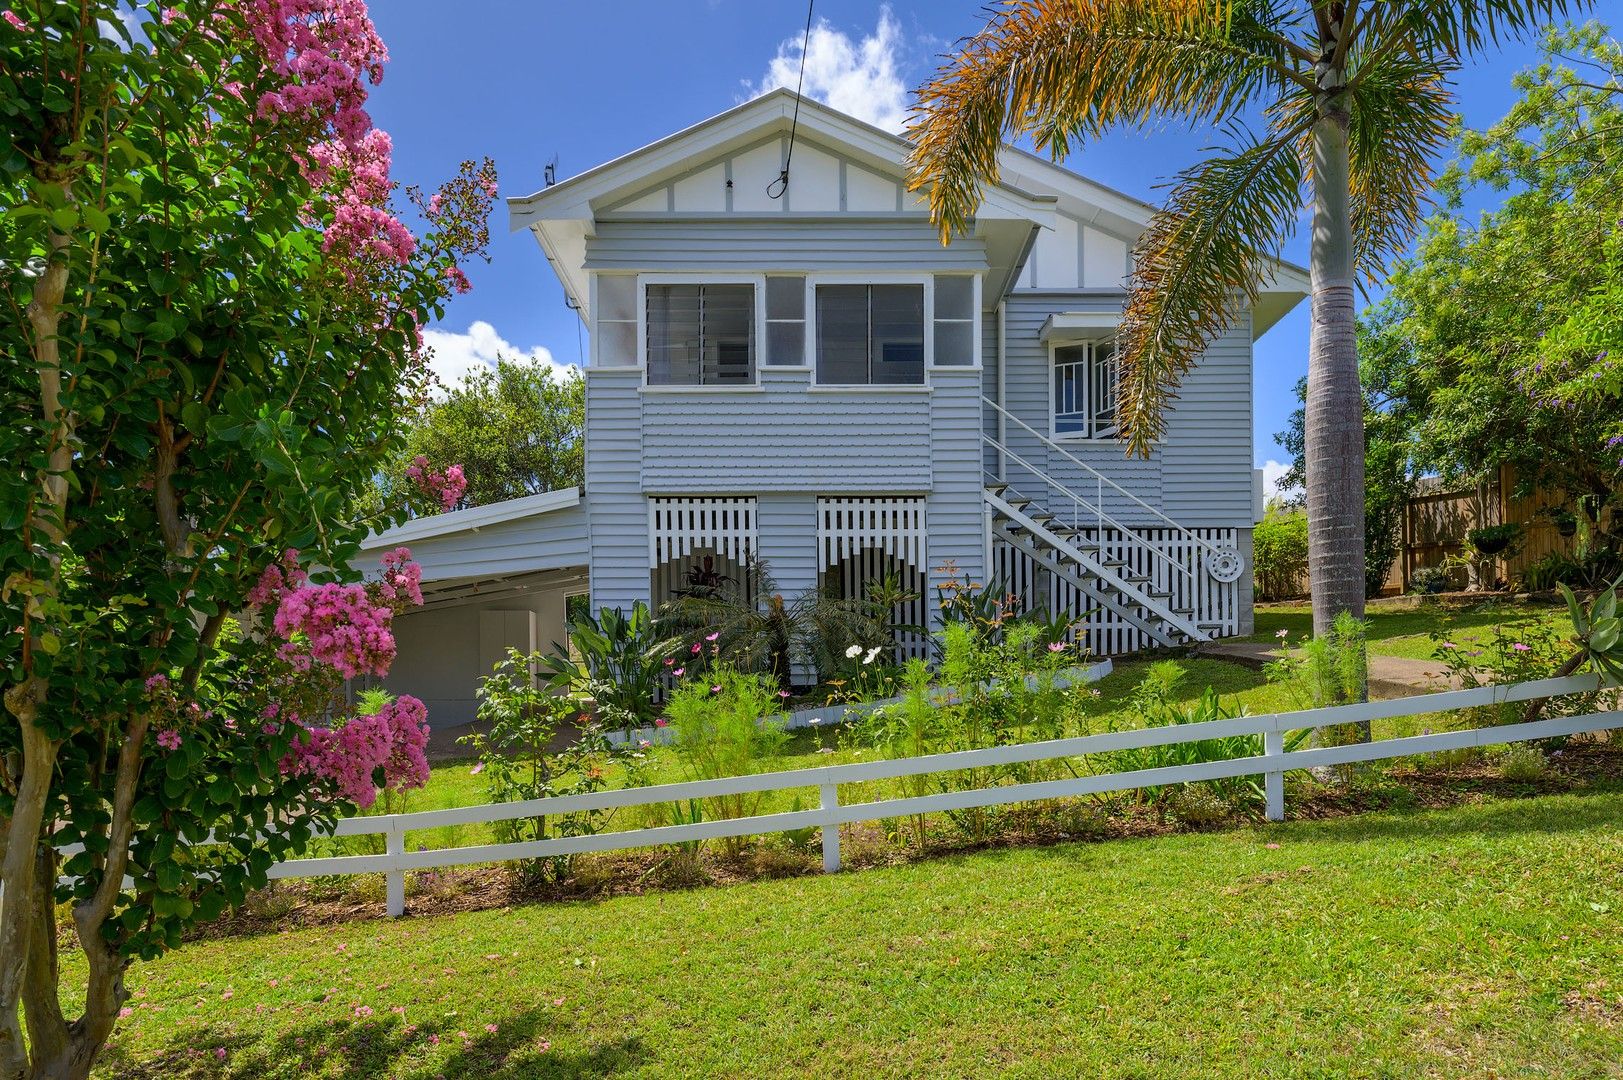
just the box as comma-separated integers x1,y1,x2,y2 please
1305,108,1366,638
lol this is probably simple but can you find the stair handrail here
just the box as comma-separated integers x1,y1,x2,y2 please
982,395,1231,562
982,436,1194,582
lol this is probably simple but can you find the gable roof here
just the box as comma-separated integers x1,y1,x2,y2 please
509,90,1057,314
510,90,1308,337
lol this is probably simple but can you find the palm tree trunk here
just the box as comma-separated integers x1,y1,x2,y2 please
1305,106,1366,639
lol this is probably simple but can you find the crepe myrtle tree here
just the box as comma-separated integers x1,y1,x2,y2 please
907,0,1589,639
0,2,491,1076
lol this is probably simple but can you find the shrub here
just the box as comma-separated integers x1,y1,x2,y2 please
1410,563,1454,595
1499,744,1547,783
665,666,789,852
462,650,650,884
1169,786,1232,828
544,601,668,732
1253,507,1309,600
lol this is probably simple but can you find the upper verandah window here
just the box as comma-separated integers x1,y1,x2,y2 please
591,274,979,380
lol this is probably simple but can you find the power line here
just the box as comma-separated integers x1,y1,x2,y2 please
767,0,815,200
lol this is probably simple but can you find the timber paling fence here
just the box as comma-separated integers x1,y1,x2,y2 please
44,674,1621,918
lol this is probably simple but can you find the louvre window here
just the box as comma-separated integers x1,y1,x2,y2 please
815,284,924,385
645,283,756,385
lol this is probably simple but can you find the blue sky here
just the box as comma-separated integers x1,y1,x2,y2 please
363,2,1555,488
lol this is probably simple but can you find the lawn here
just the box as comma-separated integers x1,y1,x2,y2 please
90,788,1623,1079
1246,598,1571,660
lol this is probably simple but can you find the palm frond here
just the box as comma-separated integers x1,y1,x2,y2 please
1344,53,1458,280
907,0,1312,240
1359,0,1595,61
1116,121,1310,454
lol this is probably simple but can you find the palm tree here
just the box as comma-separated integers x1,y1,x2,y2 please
907,0,1586,639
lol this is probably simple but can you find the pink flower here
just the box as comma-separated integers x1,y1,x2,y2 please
470,761,485,775
1510,642,1531,652
778,690,790,699
691,642,702,654
705,632,720,642
710,685,722,694
2,10,29,31
214,1048,227,1061
444,265,471,294
654,717,668,728
1047,641,1068,653
671,667,684,678
144,673,169,691
155,729,182,752
484,1023,498,1033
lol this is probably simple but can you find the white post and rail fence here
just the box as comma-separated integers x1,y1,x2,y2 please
49,674,1623,917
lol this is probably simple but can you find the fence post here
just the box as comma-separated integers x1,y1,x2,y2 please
820,783,841,873
385,820,406,917
1263,729,1285,822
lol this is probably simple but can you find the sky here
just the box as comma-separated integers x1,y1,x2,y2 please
362,1,1560,495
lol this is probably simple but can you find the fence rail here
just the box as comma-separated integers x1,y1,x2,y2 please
228,672,1621,916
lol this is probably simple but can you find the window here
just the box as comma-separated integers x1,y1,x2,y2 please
815,284,924,384
646,283,756,385
932,275,976,366
765,275,805,366
1053,340,1119,439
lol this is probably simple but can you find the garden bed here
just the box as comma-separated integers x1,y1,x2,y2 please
201,736,1623,935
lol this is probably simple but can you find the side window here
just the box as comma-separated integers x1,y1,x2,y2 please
1053,340,1119,439
645,283,756,385
814,284,925,385
765,275,806,366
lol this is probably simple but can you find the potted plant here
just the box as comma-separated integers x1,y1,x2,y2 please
1467,522,1523,556
1549,508,1579,538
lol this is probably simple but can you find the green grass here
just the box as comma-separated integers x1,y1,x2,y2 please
90,789,1623,1078
1246,600,1570,661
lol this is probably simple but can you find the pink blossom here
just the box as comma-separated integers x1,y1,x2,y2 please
1047,641,1068,653
654,717,669,728
671,668,684,678
1510,642,1531,652
275,582,398,678
144,673,169,691
155,729,183,752
710,685,722,694
214,1048,226,1061
691,642,702,654
2,10,28,31
444,265,471,294
705,632,720,642
405,459,466,511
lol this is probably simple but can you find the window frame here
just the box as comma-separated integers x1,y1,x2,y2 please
1049,337,1121,441
806,272,934,389
638,273,767,390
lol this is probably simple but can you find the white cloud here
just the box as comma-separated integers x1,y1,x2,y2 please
745,6,911,133
1260,459,1300,504
421,321,572,394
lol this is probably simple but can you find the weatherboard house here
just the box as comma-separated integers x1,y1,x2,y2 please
355,90,1309,728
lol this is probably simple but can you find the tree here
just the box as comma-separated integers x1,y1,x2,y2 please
1376,23,1623,547
0,3,491,1076
907,0,1587,639
385,356,584,510
1278,316,1421,597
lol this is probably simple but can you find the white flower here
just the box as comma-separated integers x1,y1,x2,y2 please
863,646,882,665
844,644,863,659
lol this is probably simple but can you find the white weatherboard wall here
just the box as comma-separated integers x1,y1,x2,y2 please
984,293,1256,530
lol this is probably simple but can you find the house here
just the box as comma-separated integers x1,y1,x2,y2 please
354,90,1309,728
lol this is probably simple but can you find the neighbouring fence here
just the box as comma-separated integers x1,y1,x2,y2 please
227,672,1621,917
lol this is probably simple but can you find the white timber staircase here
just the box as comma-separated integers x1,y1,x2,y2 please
981,397,1246,650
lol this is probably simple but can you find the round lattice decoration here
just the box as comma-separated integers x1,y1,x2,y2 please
1205,548,1244,583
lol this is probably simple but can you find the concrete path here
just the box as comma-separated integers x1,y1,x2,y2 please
1197,640,1462,699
